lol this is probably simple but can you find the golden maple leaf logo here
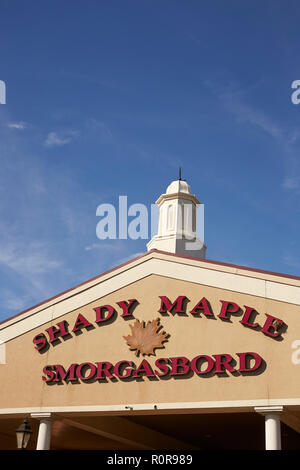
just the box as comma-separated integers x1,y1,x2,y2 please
123,318,169,356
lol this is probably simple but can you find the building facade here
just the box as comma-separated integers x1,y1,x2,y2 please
0,179,300,450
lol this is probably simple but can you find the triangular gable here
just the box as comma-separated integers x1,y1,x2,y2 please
0,249,300,415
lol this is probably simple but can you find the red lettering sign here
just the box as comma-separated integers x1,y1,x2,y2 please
158,296,187,314
42,351,265,384
33,295,286,354
189,297,214,317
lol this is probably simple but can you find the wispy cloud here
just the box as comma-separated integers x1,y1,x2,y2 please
84,242,144,269
286,129,300,147
206,80,300,196
209,82,282,142
84,243,103,251
282,177,299,191
44,132,71,147
84,118,113,139
283,253,300,270
0,240,62,282
6,121,27,130
0,288,31,312
44,130,79,147
0,234,65,315
84,241,125,252
116,252,143,265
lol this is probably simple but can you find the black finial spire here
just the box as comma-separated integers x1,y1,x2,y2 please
179,166,182,181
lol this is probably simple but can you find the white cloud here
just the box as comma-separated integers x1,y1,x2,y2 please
84,243,103,251
0,239,63,297
84,118,112,139
283,253,300,269
287,129,300,146
0,241,61,274
116,252,144,265
6,121,27,130
44,130,80,147
205,80,283,142
84,241,124,252
44,132,72,147
0,289,31,312
84,243,143,267
207,80,300,197
218,89,282,141
282,177,299,190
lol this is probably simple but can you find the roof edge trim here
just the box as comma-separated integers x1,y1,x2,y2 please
0,249,299,327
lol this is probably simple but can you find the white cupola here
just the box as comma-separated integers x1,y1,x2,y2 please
147,173,206,259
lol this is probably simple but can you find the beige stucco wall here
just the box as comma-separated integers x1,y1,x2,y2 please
0,272,299,412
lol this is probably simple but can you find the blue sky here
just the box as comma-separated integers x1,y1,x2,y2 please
0,0,300,321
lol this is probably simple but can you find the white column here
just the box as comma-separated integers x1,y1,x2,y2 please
265,413,281,450
255,406,283,450
31,412,52,450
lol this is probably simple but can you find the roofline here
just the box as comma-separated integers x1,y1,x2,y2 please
0,249,299,327
154,249,300,281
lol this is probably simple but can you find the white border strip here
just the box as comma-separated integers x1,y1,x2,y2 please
0,341,5,364
1,398,300,416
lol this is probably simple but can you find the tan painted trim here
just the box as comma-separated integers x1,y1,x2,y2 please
0,252,299,344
